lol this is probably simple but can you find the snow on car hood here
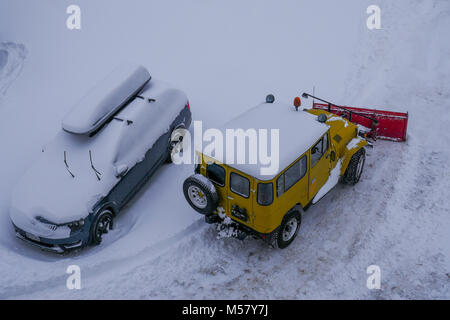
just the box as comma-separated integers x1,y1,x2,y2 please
11,126,121,226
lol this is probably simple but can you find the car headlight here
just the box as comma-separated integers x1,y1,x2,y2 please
66,219,85,232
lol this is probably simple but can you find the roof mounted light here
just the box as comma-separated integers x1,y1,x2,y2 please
266,94,275,104
293,97,301,111
317,114,327,123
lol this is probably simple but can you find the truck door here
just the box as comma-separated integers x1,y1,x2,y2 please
226,169,254,227
309,132,331,199
204,161,228,214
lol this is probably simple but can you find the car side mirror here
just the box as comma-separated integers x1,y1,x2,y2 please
115,164,128,178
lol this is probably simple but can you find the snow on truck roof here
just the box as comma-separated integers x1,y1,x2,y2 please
204,102,329,180
62,63,151,135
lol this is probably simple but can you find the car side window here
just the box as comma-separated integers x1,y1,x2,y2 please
311,134,328,168
276,155,307,197
230,172,250,198
206,163,225,186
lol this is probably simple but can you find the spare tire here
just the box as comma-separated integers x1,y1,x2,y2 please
183,174,219,215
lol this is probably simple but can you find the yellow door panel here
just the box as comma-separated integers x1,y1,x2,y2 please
227,169,254,227
309,133,331,199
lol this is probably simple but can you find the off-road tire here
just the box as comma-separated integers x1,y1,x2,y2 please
183,174,219,215
90,209,114,246
269,210,302,249
342,148,366,185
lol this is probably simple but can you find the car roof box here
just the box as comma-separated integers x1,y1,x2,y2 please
62,63,151,135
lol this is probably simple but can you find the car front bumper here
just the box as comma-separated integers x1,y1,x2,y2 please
14,224,85,254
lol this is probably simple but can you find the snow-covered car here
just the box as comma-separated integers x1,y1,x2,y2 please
10,63,191,253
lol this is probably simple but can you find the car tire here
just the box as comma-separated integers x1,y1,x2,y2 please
343,148,366,185
166,127,185,163
269,210,301,249
183,174,219,215
90,209,114,246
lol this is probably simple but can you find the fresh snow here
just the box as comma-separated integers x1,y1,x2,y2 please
312,160,342,204
347,137,364,151
62,63,151,135
0,42,26,97
205,102,329,180
0,0,449,300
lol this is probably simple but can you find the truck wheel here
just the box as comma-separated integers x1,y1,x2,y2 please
183,174,219,215
90,209,114,245
343,148,366,185
270,210,301,249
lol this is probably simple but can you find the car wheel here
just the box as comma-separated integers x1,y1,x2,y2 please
269,210,301,249
166,127,185,163
90,209,114,245
343,148,366,185
183,174,219,215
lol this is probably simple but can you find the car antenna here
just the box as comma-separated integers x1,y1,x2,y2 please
89,150,102,181
64,151,75,178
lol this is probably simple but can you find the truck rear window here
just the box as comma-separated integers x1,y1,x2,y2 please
230,172,250,198
206,163,225,186
257,182,273,206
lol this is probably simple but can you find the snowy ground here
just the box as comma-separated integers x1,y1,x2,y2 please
0,0,449,299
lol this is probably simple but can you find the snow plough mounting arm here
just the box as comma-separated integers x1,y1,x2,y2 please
301,93,409,142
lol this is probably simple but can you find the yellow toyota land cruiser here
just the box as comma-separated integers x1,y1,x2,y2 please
183,94,368,249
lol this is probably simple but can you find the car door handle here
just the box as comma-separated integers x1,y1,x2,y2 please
227,196,234,200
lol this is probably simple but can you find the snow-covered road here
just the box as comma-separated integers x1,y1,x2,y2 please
0,0,448,299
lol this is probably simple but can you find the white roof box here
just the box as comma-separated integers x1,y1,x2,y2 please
62,63,151,135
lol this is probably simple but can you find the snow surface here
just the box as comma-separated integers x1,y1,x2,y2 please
0,42,26,97
0,0,449,299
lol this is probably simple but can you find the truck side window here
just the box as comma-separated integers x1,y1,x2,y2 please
323,133,329,153
276,155,307,197
311,136,324,168
257,182,273,206
206,163,225,186
230,172,250,198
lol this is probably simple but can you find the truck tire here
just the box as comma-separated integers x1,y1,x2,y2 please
269,210,301,249
343,148,366,185
183,174,219,215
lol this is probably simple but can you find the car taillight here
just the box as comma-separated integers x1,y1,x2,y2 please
186,100,190,110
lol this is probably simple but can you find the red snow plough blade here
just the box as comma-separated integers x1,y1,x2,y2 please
301,93,408,142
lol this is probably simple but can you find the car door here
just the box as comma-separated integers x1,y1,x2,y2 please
309,132,331,199
227,169,254,227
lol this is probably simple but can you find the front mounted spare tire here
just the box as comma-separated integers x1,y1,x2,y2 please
183,174,219,215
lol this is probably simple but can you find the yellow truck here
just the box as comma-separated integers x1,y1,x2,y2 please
183,95,368,248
